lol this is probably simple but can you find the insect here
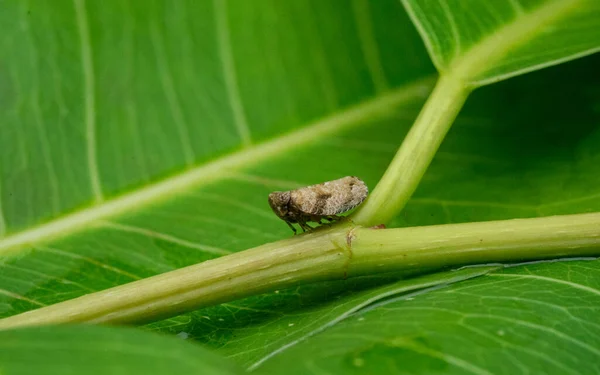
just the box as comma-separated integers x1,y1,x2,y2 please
268,176,368,234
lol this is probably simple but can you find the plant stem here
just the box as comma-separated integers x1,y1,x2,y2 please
1,212,600,330
352,74,471,226
349,212,600,275
0,224,353,328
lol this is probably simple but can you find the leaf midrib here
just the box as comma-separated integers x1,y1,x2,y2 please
456,0,583,84
0,77,434,256
404,0,595,85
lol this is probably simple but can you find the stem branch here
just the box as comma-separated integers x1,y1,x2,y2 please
1,212,600,330
352,74,471,226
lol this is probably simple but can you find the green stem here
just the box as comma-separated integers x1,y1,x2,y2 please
1,212,600,330
352,74,471,226
350,212,600,275
0,224,352,328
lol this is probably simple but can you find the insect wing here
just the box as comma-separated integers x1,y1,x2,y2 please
290,176,368,216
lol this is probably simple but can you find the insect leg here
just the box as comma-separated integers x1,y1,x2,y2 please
285,221,297,234
318,217,336,226
298,221,313,232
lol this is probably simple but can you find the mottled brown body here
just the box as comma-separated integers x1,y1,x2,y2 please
268,176,368,234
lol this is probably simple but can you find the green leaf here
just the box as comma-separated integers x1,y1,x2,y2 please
0,0,432,316
1,0,600,374
403,0,600,84
0,325,241,375
156,56,600,371
252,260,600,375
350,0,600,224
149,266,500,369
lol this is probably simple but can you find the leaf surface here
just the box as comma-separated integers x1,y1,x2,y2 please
0,0,432,316
1,0,600,374
151,56,600,371
0,325,241,375
402,0,600,84
150,266,500,369
254,260,600,375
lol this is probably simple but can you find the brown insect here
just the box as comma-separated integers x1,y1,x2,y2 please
268,176,368,234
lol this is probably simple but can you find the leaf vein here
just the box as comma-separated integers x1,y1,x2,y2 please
37,246,142,281
213,0,253,147
465,312,600,357
0,288,46,307
351,0,389,93
458,322,577,375
0,77,432,256
149,22,196,166
489,273,600,297
73,0,103,202
439,0,462,61
100,221,231,255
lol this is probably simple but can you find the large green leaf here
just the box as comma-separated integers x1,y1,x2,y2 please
0,0,432,237
253,259,600,375
148,266,500,369
0,325,241,374
149,56,600,371
1,0,600,374
0,0,432,314
403,0,600,84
